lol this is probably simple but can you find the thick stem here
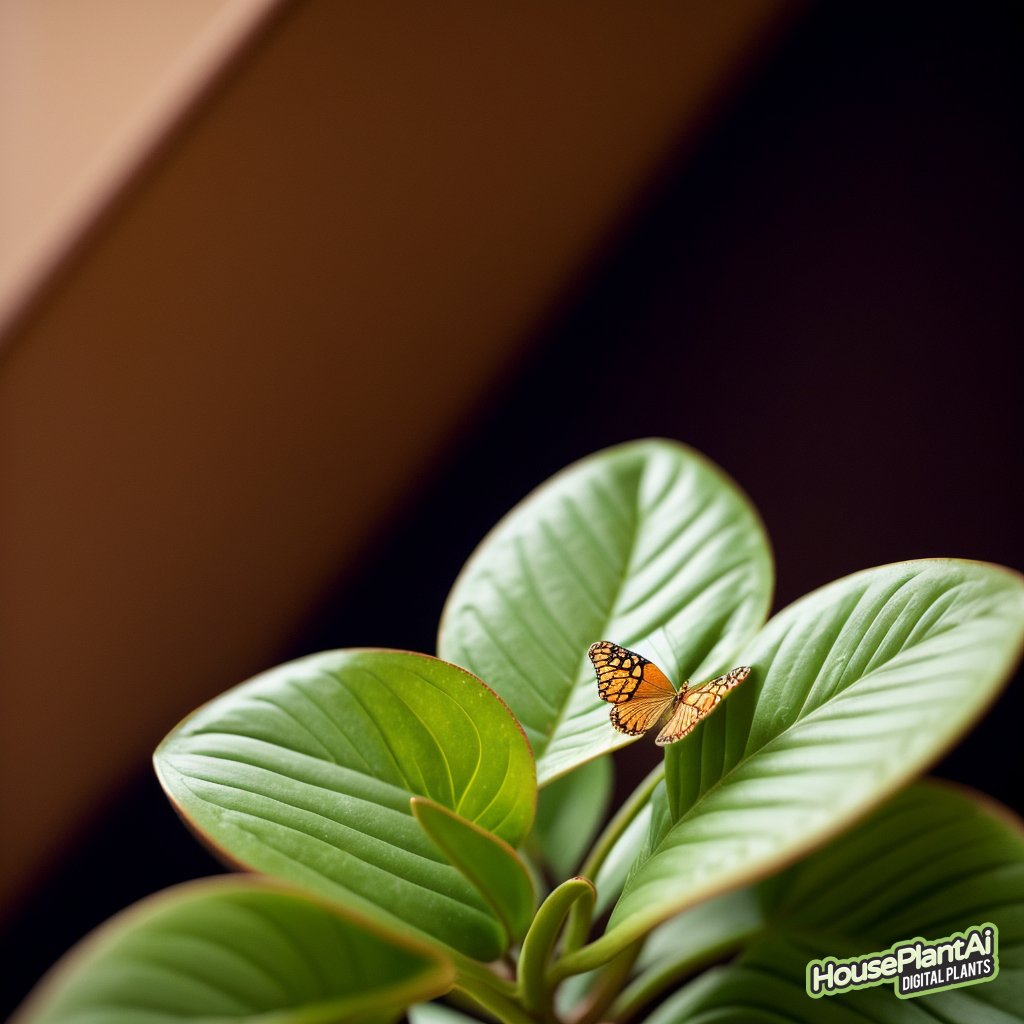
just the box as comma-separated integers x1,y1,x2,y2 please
549,927,637,983
518,878,596,1021
454,976,537,1024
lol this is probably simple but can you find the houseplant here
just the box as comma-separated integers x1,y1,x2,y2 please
15,439,1024,1023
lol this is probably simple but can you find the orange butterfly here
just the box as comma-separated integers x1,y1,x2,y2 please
588,640,749,746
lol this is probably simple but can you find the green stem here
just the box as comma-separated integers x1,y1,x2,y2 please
578,764,664,881
563,764,664,953
560,902,592,957
568,940,642,1024
550,926,638,983
454,975,536,1024
518,878,596,1021
452,953,519,1000
607,929,759,1023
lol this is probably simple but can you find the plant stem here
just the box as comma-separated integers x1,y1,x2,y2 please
562,764,664,953
549,927,636,983
452,953,519,1000
518,878,595,1021
579,764,664,881
567,940,642,1024
454,975,537,1024
606,929,759,1023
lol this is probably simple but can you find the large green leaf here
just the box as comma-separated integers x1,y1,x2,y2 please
608,559,1024,948
13,877,454,1024
438,439,773,785
155,649,535,960
644,781,1024,1022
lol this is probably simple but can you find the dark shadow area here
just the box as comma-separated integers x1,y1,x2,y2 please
4,3,1020,1014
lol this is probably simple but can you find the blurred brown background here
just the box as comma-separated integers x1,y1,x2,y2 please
2,1,1021,1013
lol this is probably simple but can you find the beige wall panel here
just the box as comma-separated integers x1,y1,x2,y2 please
0,0,279,332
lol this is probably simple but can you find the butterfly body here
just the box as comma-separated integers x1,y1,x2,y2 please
588,640,749,745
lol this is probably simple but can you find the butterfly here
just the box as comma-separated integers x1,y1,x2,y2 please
588,640,750,746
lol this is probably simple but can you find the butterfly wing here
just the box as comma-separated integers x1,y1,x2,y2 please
655,666,750,746
589,640,676,736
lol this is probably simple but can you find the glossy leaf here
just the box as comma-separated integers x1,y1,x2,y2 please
14,877,454,1024
609,560,1024,948
645,781,1024,1022
439,439,773,785
155,649,535,960
533,755,614,878
411,796,535,944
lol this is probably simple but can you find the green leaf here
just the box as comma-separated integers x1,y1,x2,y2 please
411,796,536,944
610,560,1024,949
13,877,454,1024
154,649,536,960
438,439,773,785
644,781,1024,1022
533,755,614,878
